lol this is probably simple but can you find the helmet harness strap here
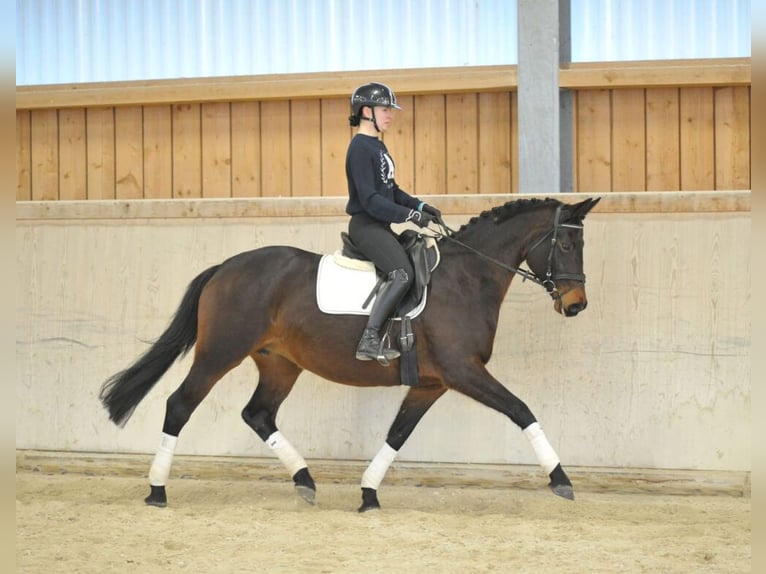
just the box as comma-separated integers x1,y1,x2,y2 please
360,106,380,132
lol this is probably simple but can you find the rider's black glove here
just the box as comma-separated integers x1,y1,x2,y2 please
407,209,435,228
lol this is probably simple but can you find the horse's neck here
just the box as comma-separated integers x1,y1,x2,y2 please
439,228,522,297
441,212,550,296
454,212,544,262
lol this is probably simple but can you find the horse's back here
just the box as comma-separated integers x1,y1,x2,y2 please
199,246,321,314
222,244,320,267
216,245,320,283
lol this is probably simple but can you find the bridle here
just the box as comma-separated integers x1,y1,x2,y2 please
523,205,586,296
430,205,585,301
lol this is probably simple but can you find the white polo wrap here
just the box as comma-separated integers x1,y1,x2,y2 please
523,422,560,475
267,431,307,476
361,442,398,490
148,432,178,486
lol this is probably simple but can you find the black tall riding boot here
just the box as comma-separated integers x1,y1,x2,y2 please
356,268,410,365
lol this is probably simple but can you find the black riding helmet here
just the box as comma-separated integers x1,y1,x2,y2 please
349,82,401,130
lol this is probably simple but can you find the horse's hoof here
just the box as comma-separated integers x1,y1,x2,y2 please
295,485,316,505
145,485,168,507
358,501,381,513
548,464,574,500
550,483,575,501
358,487,381,512
292,468,316,505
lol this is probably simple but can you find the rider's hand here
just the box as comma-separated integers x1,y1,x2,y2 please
408,209,435,228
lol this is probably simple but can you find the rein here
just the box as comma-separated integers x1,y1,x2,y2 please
428,205,585,300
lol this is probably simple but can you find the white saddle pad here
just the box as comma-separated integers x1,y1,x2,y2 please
316,253,427,318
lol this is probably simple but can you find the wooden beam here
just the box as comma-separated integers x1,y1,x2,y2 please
15,191,751,221
16,66,519,110
16,58,750,110
560,58,751,89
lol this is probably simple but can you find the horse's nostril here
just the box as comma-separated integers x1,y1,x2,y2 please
565,301,587,317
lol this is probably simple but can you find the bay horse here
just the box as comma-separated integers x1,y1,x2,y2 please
100,196,600,511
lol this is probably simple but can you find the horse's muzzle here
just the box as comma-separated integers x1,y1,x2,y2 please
553,284,588,317
562,300,587,317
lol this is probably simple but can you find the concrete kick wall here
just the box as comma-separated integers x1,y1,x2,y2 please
16,208,750,472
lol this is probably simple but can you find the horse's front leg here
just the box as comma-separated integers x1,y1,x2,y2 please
450,363,574,501
359,385,447,512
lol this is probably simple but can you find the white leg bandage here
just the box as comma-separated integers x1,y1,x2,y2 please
523,422,561,475
361,443,398,490
148,433,178,486
266,431,307,476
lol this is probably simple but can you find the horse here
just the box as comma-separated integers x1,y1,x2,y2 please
99,195,600,512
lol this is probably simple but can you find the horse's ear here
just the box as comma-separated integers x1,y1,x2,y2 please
584,196,601,214
568,196,601,220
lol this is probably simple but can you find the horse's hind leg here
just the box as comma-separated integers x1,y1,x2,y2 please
145,352,244,508
358,385,447,512
241,354,315,504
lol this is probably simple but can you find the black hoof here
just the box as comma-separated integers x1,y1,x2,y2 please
293,468,316,505
548,463,575,501
550,483,575,500
295,485,316,505
145,485,167,507
358,487,381,513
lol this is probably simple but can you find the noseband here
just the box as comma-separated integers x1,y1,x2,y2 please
432,205,585,301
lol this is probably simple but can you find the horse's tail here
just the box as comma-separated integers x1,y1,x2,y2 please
99,264,222,427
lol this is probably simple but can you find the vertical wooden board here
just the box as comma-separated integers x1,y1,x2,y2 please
646,88,680,191
143,105,172,199
290,99,321,196
611,89,646,191
570,92,578,192
58,108,87,200
413,95,446,196
172,104,202,198
231,102,261,198
576,90,612,192
16,111,31,200
382,95,415,194
115,106,144,199
680,87,715,190
714,86,750,190
445,93,479,195
30,109,59,200
260,100,291,197
320,98,352,197
511,92,519,193
478,92,512,195
201,102,232,198
86,108,115,199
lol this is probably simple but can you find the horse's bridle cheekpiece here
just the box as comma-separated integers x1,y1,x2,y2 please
432,205,585,302
525,205,586,298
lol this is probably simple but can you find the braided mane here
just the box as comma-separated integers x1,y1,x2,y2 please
454,197,562,236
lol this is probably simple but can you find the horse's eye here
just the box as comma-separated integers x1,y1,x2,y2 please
559,241,574,253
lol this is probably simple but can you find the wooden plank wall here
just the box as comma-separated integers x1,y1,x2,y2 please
574,86,750,192
15,59,750,202
15,94,519,200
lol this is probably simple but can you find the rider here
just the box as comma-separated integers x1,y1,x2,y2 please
345,82,442,365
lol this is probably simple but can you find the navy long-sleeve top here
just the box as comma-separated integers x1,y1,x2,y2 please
345,134,421,223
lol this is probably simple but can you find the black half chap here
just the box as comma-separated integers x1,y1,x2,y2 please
349,213,414,280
